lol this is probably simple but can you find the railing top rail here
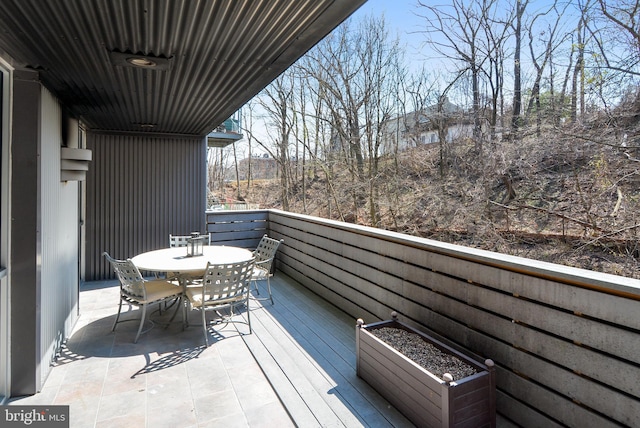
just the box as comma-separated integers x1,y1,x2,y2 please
249,209,640,300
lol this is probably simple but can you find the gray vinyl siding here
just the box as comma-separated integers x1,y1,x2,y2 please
39,88,80,388
85,132,207,280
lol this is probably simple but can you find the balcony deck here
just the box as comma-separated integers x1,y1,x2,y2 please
8,274,417,427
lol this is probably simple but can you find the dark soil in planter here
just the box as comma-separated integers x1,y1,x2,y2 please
371,327,479,381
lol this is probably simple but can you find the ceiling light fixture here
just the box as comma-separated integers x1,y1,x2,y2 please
109,50,172,70
126,57,157,68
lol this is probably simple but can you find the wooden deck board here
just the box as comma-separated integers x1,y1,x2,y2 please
249,305,356,427
242,326,331,426
264,282,409,422
244,273,412,428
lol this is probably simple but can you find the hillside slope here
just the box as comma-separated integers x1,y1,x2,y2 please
222,125,640,279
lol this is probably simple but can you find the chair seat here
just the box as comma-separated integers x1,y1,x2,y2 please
185,287,243,308
184,259,255,346
251,266,269,280
104,252,185,343
137,279,183,303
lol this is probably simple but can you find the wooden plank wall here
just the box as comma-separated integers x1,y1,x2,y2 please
206,209,269,249
207,209,640,427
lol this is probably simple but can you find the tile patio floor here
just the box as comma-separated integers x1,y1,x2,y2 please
8,280,293,428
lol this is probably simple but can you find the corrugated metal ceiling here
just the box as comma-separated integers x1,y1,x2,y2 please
0,0,365,135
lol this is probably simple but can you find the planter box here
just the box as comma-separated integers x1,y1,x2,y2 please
356,313,496,428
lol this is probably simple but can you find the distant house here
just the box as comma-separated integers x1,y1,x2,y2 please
380,98,474,153
232,155,279,180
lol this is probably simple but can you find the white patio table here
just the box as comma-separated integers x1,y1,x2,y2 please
131,245,254,277
130,245,254,327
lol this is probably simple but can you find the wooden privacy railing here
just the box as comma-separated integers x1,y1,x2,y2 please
209,202,260,211
206,209,269,249
206,209,640,428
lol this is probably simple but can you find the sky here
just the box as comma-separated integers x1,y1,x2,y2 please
230,0,438,160
348,0,585,95
351,0,431,66
354,0,425,41
350,0,581,66
228,0,585,159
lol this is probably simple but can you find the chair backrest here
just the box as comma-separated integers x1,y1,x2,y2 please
202,258,255,303
254,235,284,273
103,252,146,299
169,233,211,247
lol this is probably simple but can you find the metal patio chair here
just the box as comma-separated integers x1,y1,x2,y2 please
169,233,211,248
251,234,284,305
185,258,255,346
168,233,211,282
104,252,184,343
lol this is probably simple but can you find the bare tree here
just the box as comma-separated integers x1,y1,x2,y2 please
478,0,513,140
571,1,591,123
308,22,365,182
297,53,348,221
590,0,640,78
511,0,528,135
525,1,569,135
557,35,575,124
418,0,497,153
206,145,234,206
434,73,465,177
241,101,256,190
303,15,404,225
398,66,437,161
256,72,297,211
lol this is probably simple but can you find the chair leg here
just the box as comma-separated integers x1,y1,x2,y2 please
266,277,274,305
247,299,252,334
163,296,180,312
169,296,182,322
182,298,188,330
201,309,209,347
252,279,274,305
112,298,124,332
134,304,147,343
